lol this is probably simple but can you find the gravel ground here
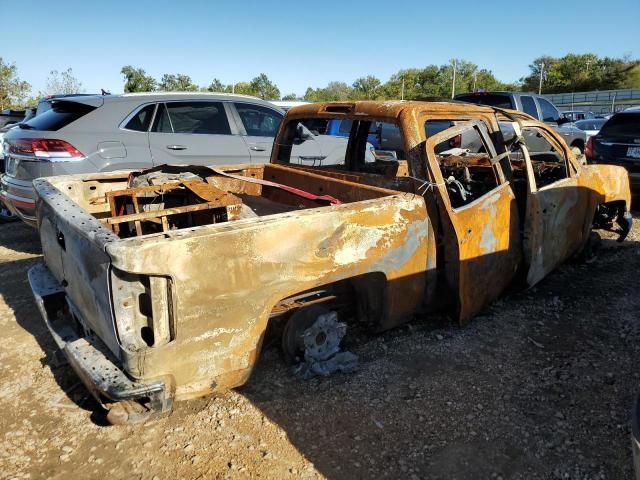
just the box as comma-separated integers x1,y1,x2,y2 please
0,218,639,480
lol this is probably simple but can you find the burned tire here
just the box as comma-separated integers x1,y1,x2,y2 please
282,305,331,364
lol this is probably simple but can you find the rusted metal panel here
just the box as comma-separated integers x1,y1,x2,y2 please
423,120,521,323
105,192,432,397
513,119,630,285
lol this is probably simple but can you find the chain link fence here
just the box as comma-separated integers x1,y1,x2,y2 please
543,88,640,114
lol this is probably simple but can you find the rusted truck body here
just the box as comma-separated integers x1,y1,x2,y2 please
28,100,631,423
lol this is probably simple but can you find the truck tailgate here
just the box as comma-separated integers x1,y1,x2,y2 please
33,178,121,357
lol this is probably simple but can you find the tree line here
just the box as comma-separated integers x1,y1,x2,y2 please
1,53,639,110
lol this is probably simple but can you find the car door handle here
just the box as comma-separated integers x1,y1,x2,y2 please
563,133,570,136
166,145,187,150
249,146,266,152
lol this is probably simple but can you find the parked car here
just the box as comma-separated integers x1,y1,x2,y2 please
0,109,25,129
27,100,631,423
586,109,640,191
270,100,310,111
560,110,594,122
574,118,608,138
455,91,587,153
0,122,22,222
1,93,363,227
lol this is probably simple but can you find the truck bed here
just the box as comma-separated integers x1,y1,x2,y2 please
46,163,405,238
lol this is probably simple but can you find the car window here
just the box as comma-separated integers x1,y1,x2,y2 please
520,96,539,119
428,121,501,209
152,103,172,133
538,98,560,123
276,118,387,169
235,103,282,137
338,119,353,135
511,127,568,189
21,101,97,131
158,102,231,135
455,93,514,109
124,104,156,132
425,120,454,137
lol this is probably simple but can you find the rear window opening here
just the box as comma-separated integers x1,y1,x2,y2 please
456,94,514,109
22,101,97,131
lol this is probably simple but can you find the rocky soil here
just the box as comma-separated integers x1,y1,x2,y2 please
1,218,639,480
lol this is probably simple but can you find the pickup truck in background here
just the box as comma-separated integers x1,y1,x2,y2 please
28,100,631,424
455,91,589,155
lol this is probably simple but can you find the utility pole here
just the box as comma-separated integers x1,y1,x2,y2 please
585,59,591,75
472,69,478,92
401,77,405,100
538,62,545,95
611,92,617,113
451,59,457,99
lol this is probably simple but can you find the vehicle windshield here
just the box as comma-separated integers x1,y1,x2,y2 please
455,93,514,109
598,113,640,139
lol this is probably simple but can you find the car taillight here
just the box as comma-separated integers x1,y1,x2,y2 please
449,134,462,148
585,136,593,161
11,138,84,160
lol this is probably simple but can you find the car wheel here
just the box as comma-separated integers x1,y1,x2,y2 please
0,202,17,223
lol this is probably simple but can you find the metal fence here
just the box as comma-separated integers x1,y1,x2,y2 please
543,88,640,114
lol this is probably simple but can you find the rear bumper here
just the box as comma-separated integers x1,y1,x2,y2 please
28,262,172,417
0,174,37,227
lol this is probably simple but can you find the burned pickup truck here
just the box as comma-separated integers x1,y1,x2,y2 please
28,100,631,423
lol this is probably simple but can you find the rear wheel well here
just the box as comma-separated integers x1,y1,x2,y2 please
593,200,627,229
268,272,388,329
570,139,585,152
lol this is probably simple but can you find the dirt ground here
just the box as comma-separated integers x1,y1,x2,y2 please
1,218,639,480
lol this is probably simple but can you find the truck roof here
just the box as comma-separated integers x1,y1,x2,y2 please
284,100,517,121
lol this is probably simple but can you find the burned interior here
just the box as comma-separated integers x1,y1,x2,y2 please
68,164,403,239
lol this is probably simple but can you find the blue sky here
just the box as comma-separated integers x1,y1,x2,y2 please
3,0,639,96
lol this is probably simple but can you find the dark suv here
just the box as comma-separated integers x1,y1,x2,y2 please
586,109,640,191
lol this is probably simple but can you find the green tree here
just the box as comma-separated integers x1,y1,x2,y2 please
232,81,257,95
321,81,352,101
352,75,381,99
520,54,640,93
249,73,280,100
0,58,31,109
206,78,230,93
379,69,424,99
281,93,299,100
303,81,353,102
159,73,199,91
621,63,640,88
43,68,83,95
121,65,156,92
